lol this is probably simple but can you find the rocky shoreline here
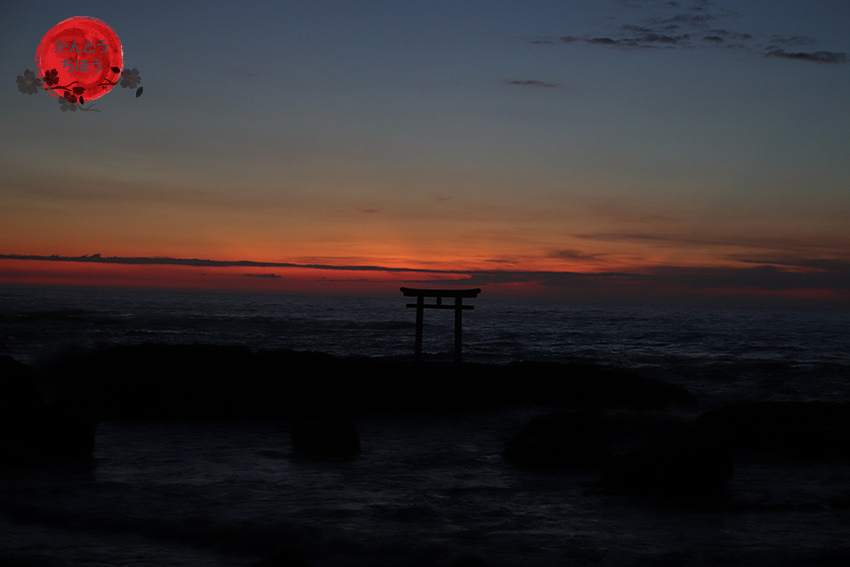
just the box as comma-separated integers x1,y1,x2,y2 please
3,344,850,499
32,343,699,418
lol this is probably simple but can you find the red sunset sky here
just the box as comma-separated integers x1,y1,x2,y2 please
3,1,850,306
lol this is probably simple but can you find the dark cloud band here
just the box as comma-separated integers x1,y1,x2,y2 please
2,253,848,303
531,0,847,64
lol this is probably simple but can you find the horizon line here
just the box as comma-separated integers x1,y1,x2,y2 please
2,252,849,306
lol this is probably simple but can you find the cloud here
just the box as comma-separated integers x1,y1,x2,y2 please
574,230,715,246
505,79,560,88
654,13,714,27
765,49,847,64
3,252,848,304
530,0,847,64
769,35,816,46
473,263,850,300
643,264,830,291
572,230,847,257
734,255,850,274
704,29,752,42
615,0,684,8
586,37,621,46
0,253,459,275
548,249,608,262
633,33,691,45
409,263,850,303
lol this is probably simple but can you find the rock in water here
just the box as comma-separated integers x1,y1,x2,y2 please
695,401,850,460
252,548,310,567
502,409,611,469
0,356,50,466
290,419,361,457
598,427,735,497
0,356,99,467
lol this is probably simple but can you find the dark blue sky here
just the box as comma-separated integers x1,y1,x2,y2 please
3,1,850,303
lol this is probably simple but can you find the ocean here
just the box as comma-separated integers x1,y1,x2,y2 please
1,286,849,566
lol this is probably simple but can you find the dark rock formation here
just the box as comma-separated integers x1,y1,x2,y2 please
1,355,98,467
38,344,697,420
503,409,611,469
45,396,100,462
604,410,695,456
445,555,491,567
43,343,256,420
502,404,735,495
252,548,311,567
597,428,735,496
1,356,50,467
503,361,698,411
695,401,850,460
507,401,850,496
503,409,696,471
595,401,850,495
290,419,361,458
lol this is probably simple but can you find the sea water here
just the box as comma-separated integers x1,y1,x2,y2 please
1,286,848,406
1,286,849,566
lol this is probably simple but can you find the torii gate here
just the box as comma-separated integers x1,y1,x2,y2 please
400,287,481,363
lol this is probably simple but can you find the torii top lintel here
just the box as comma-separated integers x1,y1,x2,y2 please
399,287,482,299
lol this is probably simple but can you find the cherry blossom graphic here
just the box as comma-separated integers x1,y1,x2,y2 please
17,16,143,113
42,68,59,87
16,69,42,94
119,68,141,89
58,95,77,112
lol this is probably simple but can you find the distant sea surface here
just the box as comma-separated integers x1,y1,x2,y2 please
2,286,849,406
2,286,849,566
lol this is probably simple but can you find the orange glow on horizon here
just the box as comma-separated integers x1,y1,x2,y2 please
0,258,469,296
2,256,848,306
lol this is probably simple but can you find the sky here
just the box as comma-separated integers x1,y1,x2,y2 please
2,0,850,306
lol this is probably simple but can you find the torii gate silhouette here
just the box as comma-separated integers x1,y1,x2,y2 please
400,287,481,363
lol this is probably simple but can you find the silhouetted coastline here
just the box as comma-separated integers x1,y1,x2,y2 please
3,338,850,566
5,344,849,487
33,343,699,420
